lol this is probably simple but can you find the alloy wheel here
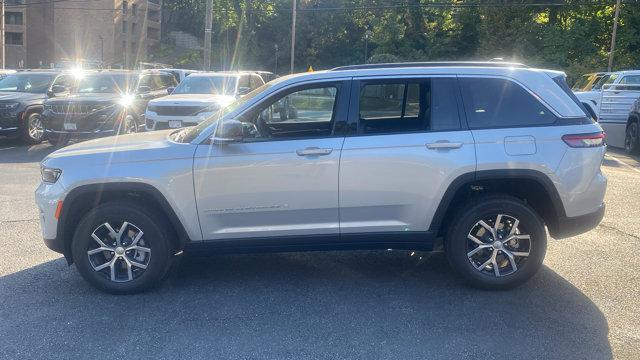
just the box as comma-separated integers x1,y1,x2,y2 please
28,114,44,142
87,222,151,282
466,214,531,277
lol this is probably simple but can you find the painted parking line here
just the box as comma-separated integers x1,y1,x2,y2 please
605,154,640,174
0,146,16,151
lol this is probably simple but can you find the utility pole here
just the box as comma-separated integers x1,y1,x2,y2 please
290,0,296,74
608,0,622,72
274,44,278,75
204,0,214,70
1,0,5,69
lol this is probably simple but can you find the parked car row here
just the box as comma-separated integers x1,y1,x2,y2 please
572,70,640,154
0,68,276,146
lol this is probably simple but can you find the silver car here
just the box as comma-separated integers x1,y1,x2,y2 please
36,62,607,294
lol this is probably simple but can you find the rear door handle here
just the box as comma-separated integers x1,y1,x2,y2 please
426,141,463,150
296,147,333,156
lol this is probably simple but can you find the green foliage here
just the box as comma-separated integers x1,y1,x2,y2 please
161,0,640,79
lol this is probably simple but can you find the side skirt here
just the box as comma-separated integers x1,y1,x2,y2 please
183,232,436,256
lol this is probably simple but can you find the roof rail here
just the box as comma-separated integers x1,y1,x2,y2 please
331,61,528,71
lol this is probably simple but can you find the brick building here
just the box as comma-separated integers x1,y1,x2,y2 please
1,0,161,69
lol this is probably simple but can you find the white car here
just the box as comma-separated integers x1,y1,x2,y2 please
144,72,265,130
574,70,640,120
36,62,606,293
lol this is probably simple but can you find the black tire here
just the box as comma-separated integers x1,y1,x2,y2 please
71,201,174,294
445,195,547,290
21,112,44,144
625,121,639,155
118,114,138,135
47,134,68,147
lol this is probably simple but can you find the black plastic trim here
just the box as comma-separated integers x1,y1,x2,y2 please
552,203,605,239
185,231,436,255
56,182,191,263
428,169,566,234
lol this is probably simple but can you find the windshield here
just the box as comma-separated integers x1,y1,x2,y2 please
592,74,611,90
174,82,273,143
572,74,592,91
76,74,136,94
172,76,238,95
0,73,57,93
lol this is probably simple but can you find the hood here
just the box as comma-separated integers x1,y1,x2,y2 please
149,94,236,107
42,129,196,170
45,93,121,105
0,92,45,102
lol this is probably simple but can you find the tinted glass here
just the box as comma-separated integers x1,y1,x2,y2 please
76,74,135,94
460,78,556,128
0,73,57,93
358,78,460,134
619,75,640,85
431,78,461,131
238,85,338,140
172,76,238,95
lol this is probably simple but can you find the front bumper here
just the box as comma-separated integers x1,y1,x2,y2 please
551,202,605,239
145,111,209,131
35,180,66,255
0,112,22,135
42,109,123,140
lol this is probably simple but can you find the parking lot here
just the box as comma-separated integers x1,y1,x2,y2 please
0,138,638,359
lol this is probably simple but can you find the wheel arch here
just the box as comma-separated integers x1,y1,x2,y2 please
429,169,566,239
57,182,191,264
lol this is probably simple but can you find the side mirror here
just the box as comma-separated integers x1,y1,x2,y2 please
212,119,244,144
238,87,251,96
47,85,67,97
137,85,152,94
166,87,175,95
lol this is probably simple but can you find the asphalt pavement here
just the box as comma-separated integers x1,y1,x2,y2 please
0,137,638,359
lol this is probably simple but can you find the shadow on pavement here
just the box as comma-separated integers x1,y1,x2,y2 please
0,138,57,164
0,250,612,359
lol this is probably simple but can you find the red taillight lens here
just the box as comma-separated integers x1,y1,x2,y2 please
562,132,606,148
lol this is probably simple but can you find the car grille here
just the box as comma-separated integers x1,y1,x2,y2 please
153,105,211,116
50,104,109,115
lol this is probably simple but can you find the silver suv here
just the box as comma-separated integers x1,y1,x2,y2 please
36,62,607,294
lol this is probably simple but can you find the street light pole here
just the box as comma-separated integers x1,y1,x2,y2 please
274,44,278,75
1,0,6,69
204,0,214,70
364,30,372,64
290,0,296,74
608,0,622,72
98,35,104,64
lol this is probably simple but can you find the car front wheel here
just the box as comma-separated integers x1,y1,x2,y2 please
71,202,174,294
22,112,44,144
445,195,547,290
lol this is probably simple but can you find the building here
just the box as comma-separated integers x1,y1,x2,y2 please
1,0,162,69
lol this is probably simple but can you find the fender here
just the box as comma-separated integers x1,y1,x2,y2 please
428,169,566,234
57,182,191,261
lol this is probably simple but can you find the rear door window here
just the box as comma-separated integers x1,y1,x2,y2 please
358,78,460,134
459,77,556,129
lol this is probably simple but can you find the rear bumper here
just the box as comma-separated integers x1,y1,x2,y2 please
551,202,605,239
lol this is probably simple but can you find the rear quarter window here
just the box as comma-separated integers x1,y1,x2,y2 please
460,77,557,129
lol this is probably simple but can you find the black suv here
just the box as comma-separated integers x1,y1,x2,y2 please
42,70,177,146
0,71,74,144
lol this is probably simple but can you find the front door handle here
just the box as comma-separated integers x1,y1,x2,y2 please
426,141,463,150
296,147,333,156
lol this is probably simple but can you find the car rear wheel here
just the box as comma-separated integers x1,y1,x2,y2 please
445,195,547,290
71,202,174,294
625,121,639,155
22,112,44,144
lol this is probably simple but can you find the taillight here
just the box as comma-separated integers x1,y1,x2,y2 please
562,132,606,148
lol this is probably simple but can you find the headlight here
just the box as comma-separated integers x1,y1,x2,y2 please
0,102,19,109
146,104,158,113
118,94,135,107
41,166,62,183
